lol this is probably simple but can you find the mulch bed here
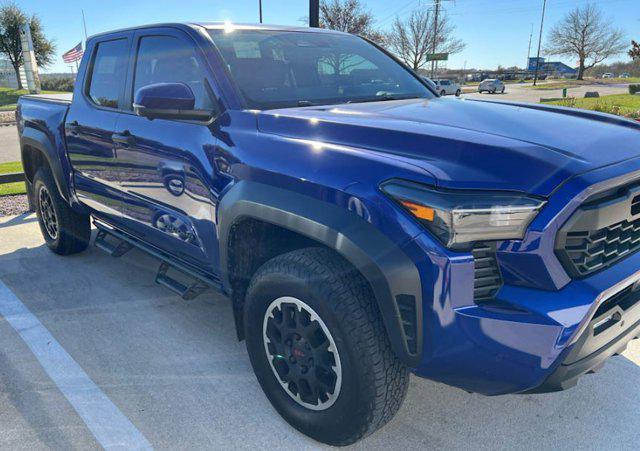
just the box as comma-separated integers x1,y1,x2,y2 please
0,111,16,125
0,194,29,216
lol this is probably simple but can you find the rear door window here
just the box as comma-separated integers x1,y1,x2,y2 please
87,39,130,109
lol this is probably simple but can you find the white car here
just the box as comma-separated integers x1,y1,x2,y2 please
433,79,461,96
602,73,615,79
478,79,505,94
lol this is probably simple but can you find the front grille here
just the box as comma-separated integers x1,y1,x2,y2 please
557,182,640,278
472,243,503,301
561,219,640,276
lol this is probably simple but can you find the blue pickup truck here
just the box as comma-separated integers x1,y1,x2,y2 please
16,23,640,445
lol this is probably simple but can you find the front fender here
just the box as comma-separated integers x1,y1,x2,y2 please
218,181,423,367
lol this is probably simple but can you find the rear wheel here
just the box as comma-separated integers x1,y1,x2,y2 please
33,167,90,255
244,248,409,446
501,87,505,93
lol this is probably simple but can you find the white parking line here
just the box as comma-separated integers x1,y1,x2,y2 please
0,280,153,450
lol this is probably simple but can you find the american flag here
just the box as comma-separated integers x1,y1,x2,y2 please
62,42,84,63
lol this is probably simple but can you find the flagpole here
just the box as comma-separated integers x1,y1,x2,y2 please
81,9,88,41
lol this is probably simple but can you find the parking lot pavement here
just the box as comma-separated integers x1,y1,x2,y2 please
1,213,639,450
0,125,19,164
464,82,630,103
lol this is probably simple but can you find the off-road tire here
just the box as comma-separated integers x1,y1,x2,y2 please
33,167,90,255
244,247,409,446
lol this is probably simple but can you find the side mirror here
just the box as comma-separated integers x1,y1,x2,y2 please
133,82,212,121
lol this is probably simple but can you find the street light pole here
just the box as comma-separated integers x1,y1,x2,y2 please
533,0,547,86
309,0,320,28
259,0,263,23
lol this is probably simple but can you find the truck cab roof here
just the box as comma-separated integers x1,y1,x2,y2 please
88,22,346,41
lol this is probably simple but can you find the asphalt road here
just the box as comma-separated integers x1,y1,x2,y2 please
1,213,639,450
0,126,19,164
464,81,630,103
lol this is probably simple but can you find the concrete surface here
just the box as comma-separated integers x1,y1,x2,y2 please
0,126,19,164
464,81,630,103
1,213,639,449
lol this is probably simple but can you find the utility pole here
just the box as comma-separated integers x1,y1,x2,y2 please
309,0,320,28
259,0,263,23
533,0,547,86
430,0,441,78
526,23,533,70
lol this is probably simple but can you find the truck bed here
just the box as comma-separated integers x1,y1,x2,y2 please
21,93,73,104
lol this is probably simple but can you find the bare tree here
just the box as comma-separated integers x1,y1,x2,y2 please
385,9,432,71
545,3,626,80
385,7,465,72
320,0,383,42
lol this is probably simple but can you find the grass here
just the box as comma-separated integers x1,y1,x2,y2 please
543,94,640,119
0,87,66,111
0,161,25,196
527,77,640,90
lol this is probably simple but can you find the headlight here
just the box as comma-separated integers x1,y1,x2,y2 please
381,180,545,249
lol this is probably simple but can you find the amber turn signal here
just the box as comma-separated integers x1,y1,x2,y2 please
399,200,434,221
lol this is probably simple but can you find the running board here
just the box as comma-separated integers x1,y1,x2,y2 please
156,262,211,300
93,219,223,300
95,229,134,257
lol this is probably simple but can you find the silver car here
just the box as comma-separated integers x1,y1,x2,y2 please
478,79,505,94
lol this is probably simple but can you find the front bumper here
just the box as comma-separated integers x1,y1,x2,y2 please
403,158,640,395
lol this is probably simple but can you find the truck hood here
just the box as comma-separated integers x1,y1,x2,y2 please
257,98,640,196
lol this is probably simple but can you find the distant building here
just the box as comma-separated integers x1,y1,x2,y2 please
528,57,577,77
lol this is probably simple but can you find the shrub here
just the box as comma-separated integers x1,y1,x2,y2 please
629,84,640,95
40,75,75,92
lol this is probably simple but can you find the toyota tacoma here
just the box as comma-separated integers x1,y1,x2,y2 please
16,23,640,445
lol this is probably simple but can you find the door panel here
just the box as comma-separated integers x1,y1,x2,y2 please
112,118,219,269
66,36,131,220
113,30,220,271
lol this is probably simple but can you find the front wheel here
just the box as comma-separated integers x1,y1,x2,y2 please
33,167,90,255
244,248,409,446
455,89,461,96
440,90,446,96
501,87,505,93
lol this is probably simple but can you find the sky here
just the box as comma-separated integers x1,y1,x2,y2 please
17,0,640,74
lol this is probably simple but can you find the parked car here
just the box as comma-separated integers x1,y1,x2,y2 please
433,78,461,96
478,78,505,94
16,22,640,446
602,73,615,78
620,73,631,78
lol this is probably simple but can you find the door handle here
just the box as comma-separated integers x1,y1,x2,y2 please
68,120,80,135
112,130,136,147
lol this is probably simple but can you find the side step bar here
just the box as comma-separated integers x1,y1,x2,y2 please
93,219,223,300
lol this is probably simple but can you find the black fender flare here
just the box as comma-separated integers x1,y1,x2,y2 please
218,181,423,367
20,127,71,202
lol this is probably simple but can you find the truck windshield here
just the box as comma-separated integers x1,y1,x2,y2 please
208,28,433,110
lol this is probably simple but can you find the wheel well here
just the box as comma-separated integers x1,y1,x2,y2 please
227,217,340,340
21,145,47,182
